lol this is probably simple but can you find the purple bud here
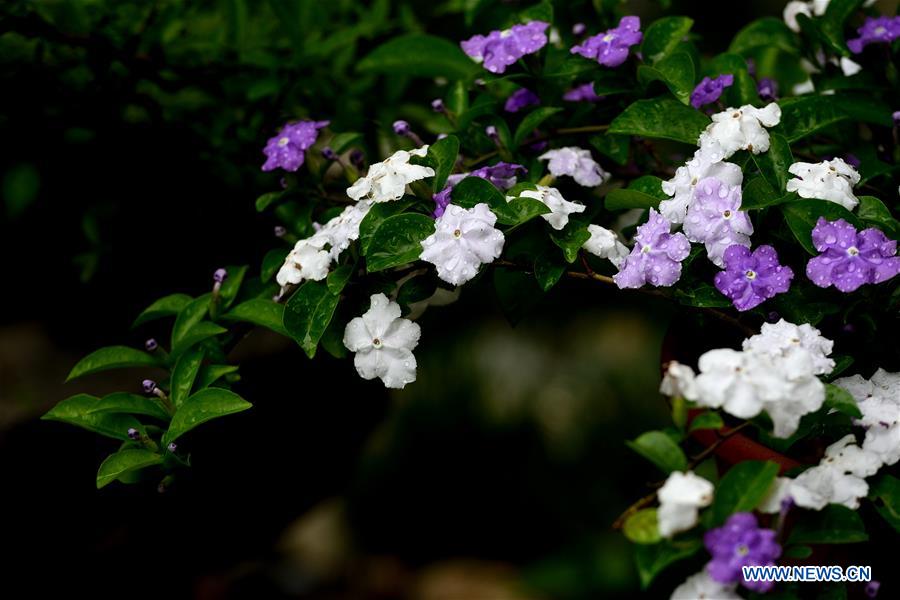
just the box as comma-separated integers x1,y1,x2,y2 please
844,154,861,168
766,311,780,323
142,379,157,394
279,177,288,190
167,442,177,453
127,428,140,440
893,111,900,126
431,98,445,112
842,323,856,334
144,338,158,352
392,120,410,136
572,23,586,36
321,146,337,160
213,268,228,283
274,225,287,238
866,581,880,598
485,125,499,141
350,149,365,169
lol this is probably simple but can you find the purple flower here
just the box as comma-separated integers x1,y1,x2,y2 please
757,78,778,102
683,177,753,268
690,74,734,109
432,187,452,218
714,245,794,311
504,88,540,113
704,513,781,593
435,162,527,218
847,16,900,54
461,21,549,74
844,153,861,168
614,209,690,288
563,82,603,102
570,16,642,68
262,120,329,172
893,110,900,126
806,218,900,292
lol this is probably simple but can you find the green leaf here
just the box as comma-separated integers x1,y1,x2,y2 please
550,224,591,263
626,431,688,474
502,196,551,227
590,133,630,166
171,295,210,353
42,394,143,441
788,504,868,544
857,196,900,239
428,135,460,192
637,52,695,104
261,248,289,283
514,107,562,146
777,96,850,143
66,346,161,381
452,176,517,221
781,200,862,255
132,293,193,328
88,392,170,421
365,213,435,272
609,98,709,145
357,34,478,80
397,275,437,305
869,475,900,532
211,265,248,315
634,539,702,589
824,383,862,418
741,176,789,210
534,252,566,292
358,200,415,255
326,264,354,295
689,411,725,432
623,509,662,544
783,544,814,559
283,280,340,358
752,133,793,193
162,388,252,445
605,189,660,211
675,283,732,308
195,364,239,389
96,449,162,489
729,18,797,55
171,321,227,360
519,0,552,22
221,298,288,336
170,345,205,408
493,268,544,325
641,16,694,63
255,191,282,212
329,131,363,154
820,0,866,54
711,460,779,526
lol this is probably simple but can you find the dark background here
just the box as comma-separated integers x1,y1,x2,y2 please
1,1,894,598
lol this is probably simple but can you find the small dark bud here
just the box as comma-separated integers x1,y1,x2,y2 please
142,379,157,394
321,146,337,160
213,268,228,283
144,338,158,352
127,428,140,440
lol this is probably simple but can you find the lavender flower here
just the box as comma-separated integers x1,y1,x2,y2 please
614,209,690,289
714,245,794,311
504,88,540,113
704,513,781,593
847,16,900,54
432,187,452,218
461,21,550,74
570,16,642,68
262,120,329,172
435,162,527,217
806,218,900,292
690,74,734,109
563,82,603,102
683,177,753,268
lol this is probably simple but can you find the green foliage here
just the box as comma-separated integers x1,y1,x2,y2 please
626,431,688,474
283,280,340,358
162,388,252,446
66,346,162,381
609,98,709,145
711,461,779,526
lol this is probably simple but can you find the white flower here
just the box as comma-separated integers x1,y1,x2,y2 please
343,293,421,389
838,57,862,76
660,148,743,224
419,203,505,286
346,146,434,203
516,185,586,230
792,79,815,95
657,471,714,538
660,361,698,400
698,103,782,161
692,348,824,438
742,319,835,376
786,157,860,211
276,240,331,287
671,570,739,600
835,369,900,467
790,435,881,510
315,201,373,259
758,476,793,513
783,1,812,32
582,224,629,267
538,146,610,187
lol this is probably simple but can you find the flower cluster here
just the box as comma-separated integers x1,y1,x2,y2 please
347,146,435,203
461,21,549,74
262,120,329,172
660,319,831,438
570,16,642,67
704,513,781,592
786,157,860,211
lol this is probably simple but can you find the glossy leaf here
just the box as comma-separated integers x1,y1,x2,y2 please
788,505,868,544
781,200,862,254
427,135,460,192
222,298,288,336
711,460,779,526
609,98,709,145
365,213,435,272
857,196,900,239
42,394,143,441
623,509,661,545
283,280,340,358
824,383,862,418
88,392,170,421
170,345,205,408
163,388,252,445
634,539,702,589
357,34,478,80
358,200,415,254
132,293,193,328
626,431,688,474
637,52,695,104
641,16,694,63
66,346,161,381
514,107,561,146
96,449,162,489
869,474,900,532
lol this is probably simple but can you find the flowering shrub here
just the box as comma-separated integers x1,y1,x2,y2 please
45,1,900,597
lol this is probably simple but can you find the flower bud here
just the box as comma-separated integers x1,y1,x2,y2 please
485,125,499,141
274,225,287,238
213,268,228,283
572,23,586,36
431,98,445,113
392,120,410,136
350,149,365,170
321,146,337,160
167,442,177,453
866,581,880,598
142,379,157,394
144,338,158,352
127,428,140,440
